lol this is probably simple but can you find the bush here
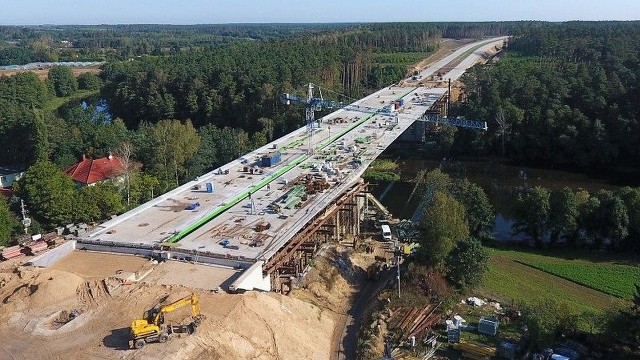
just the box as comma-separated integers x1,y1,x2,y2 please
445,236,489,289
77,72,103,90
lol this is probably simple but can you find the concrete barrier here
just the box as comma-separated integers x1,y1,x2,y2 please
76,240,253,269
28,240,76,267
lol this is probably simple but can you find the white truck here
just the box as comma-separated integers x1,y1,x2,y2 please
381,224,392,242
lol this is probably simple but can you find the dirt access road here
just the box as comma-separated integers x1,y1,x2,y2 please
332,266,395,360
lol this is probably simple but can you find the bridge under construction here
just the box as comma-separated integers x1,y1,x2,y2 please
69,37,507,292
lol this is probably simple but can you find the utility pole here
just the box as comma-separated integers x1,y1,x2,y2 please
20,199,31,234
397,255,401,298
447,78,451,117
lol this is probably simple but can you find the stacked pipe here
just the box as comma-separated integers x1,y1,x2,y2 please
26,241,48,255
1,245,24,260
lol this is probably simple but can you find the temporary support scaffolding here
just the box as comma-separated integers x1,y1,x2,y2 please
263,181,368,292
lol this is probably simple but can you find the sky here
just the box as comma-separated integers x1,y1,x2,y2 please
1,0,639,25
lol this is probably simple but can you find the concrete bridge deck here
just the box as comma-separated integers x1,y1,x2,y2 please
79,37,508,286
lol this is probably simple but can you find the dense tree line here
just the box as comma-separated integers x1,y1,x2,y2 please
0,22,514,66
513,186,640,252
0,24,340,65
99,22,509,137
453,21,640,173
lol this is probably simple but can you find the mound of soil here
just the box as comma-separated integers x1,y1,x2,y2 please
29,270,85,308
198,291,335,360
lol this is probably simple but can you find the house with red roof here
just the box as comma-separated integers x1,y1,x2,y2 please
0,165,25,197
65,154,125,187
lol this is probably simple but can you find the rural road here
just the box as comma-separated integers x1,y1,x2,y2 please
332,267,395,360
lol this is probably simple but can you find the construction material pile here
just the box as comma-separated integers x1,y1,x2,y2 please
387,302,441,342
452,341,497,360
396,219,420,240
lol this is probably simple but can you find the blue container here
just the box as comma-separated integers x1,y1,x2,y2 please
261,152,282,167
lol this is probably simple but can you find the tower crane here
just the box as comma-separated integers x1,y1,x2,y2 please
281,83,486,153
280,83,330,154
418,113,488,131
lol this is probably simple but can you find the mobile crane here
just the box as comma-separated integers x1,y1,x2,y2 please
130,293,204,349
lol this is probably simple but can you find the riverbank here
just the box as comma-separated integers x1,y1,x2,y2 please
370,147,628,241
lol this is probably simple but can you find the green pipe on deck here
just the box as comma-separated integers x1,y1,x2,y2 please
168,41,497,243
167,110,379,243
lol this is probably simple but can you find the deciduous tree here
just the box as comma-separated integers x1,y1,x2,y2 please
77,183,125,222
77,72,103,90
592,190,629,248
420,169,452,207
47,65,77,97
548,187,579,245
15,160,76,225
419,191,468,267
450,179,494,236
445,236,489,289
512,186,550,247
148,119,200,190
0,196,19,246
114,141,137,206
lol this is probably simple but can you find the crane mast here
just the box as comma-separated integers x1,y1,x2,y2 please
281,83,344,154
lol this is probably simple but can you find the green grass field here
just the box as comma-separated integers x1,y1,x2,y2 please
515,254,640,300
42,89,99,113
478,248,632,315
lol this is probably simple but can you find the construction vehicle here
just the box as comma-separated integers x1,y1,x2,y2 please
130,293,204,349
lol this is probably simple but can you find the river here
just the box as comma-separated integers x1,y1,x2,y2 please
370,148,631,241
58,95,112,123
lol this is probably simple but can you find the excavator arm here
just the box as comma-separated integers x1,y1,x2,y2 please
153,293,201,325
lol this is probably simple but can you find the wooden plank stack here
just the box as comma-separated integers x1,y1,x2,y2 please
453,341,497,360
387,301,442,341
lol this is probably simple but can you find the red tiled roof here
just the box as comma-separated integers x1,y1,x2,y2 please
65,155,125,185
0,188,12,198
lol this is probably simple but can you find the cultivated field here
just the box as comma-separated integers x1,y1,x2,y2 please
512,250,640,299
478,248,629,315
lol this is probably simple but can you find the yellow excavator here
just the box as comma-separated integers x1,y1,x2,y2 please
130,293,204,349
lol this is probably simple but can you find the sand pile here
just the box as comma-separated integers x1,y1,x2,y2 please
201,292,335,360
29,269,85,308
0,271,17,292
0,269,84,310
140,291,336,360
